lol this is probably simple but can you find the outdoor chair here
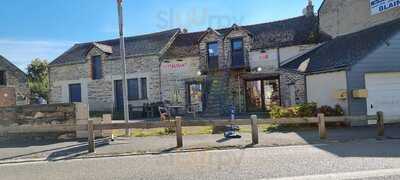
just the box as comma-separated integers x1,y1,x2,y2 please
158,106,171,122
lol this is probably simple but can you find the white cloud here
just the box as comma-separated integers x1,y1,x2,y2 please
0,39,75,71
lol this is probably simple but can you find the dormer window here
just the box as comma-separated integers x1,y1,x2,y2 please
231,38,245,68
207,42,219,70
0,71,6,85
91,56,102,80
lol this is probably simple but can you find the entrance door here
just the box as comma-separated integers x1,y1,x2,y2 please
187,83,203,112
245,79,280,112
366,72,400,116
114,80,124,112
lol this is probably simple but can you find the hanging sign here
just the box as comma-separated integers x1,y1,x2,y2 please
370,0,400,15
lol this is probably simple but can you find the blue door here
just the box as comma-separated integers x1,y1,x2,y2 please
69,84,82,103
114,80,124,112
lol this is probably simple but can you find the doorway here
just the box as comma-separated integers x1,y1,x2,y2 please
245,78,280,112
186,82,203,112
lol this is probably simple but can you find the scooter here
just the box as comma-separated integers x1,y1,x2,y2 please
224,106,242,138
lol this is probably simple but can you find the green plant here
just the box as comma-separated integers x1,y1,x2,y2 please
27,59,49,102
270,103,317,118
317,104,344,116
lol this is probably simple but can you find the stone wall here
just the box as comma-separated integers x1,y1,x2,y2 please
49,45,162,112
0,103,80,127
319,0,400,37
160,56,201,106
0,87,16,107
279,70,306,107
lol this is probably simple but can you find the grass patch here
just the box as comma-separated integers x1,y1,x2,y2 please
111,123,317,138
113,126,215,137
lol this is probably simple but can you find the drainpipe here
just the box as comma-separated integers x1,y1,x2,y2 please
277,48,282,106
159,58,163,102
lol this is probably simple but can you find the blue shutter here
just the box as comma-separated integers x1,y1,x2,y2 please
69,84,82,102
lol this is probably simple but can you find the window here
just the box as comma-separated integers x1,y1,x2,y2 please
140,78,147,99
207,42,219,69
69,84,82,103
127,78,147,100
127,79,139,100
91,56,102,80
231,38,245,68
0,71,6,85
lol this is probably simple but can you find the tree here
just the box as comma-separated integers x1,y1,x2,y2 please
27,59,49,102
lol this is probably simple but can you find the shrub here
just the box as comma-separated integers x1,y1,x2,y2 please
317,104,344,117
269,103,343,118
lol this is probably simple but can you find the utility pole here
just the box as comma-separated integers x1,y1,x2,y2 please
116,0,130,136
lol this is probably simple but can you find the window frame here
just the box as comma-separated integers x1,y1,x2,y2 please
91,55,103,80
231,38,245,67
0,71,6,86
126,77,148,101
127,78,139,101
207,42,219,70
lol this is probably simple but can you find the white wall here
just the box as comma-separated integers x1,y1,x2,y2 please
250,44,316,72
306,71,348,111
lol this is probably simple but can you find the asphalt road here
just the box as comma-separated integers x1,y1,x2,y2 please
2,139,400,180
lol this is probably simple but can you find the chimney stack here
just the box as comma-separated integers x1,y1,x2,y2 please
303,0,314,17
181,28,188,33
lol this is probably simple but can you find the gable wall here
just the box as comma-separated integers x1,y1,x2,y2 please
320,0,400,37
0,59,28,105
49,47,161,112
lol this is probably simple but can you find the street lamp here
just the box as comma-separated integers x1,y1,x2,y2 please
116,0,130,136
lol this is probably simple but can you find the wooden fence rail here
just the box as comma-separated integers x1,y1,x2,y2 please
0,111,392,153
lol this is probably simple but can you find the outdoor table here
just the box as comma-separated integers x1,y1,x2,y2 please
167,105,185,117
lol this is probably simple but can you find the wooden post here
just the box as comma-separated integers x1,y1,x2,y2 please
88,120,95,153
318,113,327,139
250,115,259,144
176,116,183,148
377,111,384,137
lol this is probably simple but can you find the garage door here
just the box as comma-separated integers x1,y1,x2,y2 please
366,72,400,116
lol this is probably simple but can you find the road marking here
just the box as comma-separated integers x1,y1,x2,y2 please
266,168,400,180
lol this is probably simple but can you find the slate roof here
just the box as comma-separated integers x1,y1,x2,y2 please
281,18,400,74
50,28,180,66
164,15,329,58
0,55,26,76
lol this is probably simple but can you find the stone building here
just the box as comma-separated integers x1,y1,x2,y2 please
49,1,330,117
160,2,330,116
0,55,29,106
48,29,180,113
319,0,400,37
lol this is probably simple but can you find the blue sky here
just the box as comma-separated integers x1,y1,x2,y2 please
0,0,323,71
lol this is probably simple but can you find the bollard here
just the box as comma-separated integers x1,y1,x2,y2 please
377,111,384,137
318,113,327,139
88,120,95,153
250,115,259,144
176,116,183,148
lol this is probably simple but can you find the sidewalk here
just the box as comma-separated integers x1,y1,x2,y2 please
1,124,400,163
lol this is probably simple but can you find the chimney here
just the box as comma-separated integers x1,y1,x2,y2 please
181,28,188,33
303,0,314,17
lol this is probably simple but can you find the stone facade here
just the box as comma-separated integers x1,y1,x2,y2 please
160,56,201,106
0,87,16,107
162,27,317,115
49,45,161,113
319,0,400,37
0,56,29,105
